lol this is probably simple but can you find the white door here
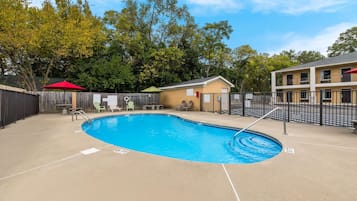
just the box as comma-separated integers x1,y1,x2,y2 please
221,88,229,111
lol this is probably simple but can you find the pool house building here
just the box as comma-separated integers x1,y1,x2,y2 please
159,76,234,111
271,51,357,104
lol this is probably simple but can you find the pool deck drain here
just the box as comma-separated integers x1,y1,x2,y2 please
0,111,357,201
284,147,295,154
113,149,129,155
80,147,100,155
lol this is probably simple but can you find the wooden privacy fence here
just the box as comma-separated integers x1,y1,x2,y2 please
38,91,160,113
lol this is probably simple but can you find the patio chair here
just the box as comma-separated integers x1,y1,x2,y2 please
183,100,193,111
175,100,187,111
109,105,122,112
107,95,122,112
126,101,135,111
93,102,105,112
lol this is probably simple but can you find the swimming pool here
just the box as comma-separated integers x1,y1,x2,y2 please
82,114,282,164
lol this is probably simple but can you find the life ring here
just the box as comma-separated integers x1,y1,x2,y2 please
124,96,130,102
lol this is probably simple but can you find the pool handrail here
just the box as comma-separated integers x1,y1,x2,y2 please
72,109,92,122
233,107,286,140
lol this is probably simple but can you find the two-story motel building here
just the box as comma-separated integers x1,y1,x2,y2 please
271,51,357,104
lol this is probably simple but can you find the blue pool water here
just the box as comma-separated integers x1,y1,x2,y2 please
82,114,282,164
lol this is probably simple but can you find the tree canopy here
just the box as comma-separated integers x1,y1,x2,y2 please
328,26,357,57
1,0,355,92
0,0,105,90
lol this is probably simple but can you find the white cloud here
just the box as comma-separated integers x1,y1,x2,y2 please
250,0,349,14
186,0,243,14
269,22,356,55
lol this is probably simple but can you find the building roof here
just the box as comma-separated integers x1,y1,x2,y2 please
273,51,357,73
159,76,234,90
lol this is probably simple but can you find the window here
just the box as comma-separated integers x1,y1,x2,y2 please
287,74,293,85
300,90,308,101
186,88,194,96
203,94,210,103
341,89,351,103
276,90,283,102
341,68,351,82
320,70,331,83
300,72,309,84
322,89,331,101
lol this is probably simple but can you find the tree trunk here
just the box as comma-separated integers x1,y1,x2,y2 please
18,64,37,91
43,58,55,86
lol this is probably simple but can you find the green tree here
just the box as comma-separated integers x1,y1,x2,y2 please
243,54,292,92
33,0,105,86
328,26,357,57
229,45,257,92
0,0,105,90
104,0,199,89
280,50,298,63
71,55,134,92
296,50,325,64
280,50,324,64
140,46,184,87
243,54,270,92
198,20,233,77
176,15,201,81
0,0,37,89
229,48,293,92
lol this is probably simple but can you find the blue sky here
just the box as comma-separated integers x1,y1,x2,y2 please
31,0,357,56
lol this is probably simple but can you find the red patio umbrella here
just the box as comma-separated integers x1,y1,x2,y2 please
344,68,357,74
43,80,85,90
43,80,85,104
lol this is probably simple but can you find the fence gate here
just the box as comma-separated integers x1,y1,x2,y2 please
200,93,230,114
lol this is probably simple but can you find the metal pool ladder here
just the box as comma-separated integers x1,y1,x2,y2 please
232,107,287,142
72,110,92,122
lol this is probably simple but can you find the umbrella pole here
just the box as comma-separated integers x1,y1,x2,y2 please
63,90,68,115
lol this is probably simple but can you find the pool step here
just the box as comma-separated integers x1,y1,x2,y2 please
227,135,281,163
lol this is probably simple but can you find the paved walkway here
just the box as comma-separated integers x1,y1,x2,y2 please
0,111,356,201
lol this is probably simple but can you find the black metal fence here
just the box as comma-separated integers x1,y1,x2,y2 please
202,90,357,127
0,89,39,128
2,88,355,127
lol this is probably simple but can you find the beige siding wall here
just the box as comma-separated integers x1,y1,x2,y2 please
202,79,231,93
160,79,232,111
316,63,357,83
160,86,203,111
278,88,309,103
281,63,357,85
315,86,357,104
282,70,310,85
279,62,357,104
279,87,357,104
202,80,231,112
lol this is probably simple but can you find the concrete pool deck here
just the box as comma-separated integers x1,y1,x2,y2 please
0,111,357,201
